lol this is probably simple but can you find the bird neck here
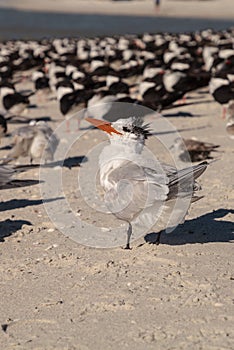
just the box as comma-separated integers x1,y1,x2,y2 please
99,141,143,170
99,141,144,191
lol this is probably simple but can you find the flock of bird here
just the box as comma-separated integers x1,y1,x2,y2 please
0,27,233,247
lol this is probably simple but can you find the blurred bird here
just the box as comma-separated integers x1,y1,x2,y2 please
172,137,220,162
32,70,50,102
0,84,35,117
4,121,59,164
209,76,234,118
86,116,208,249
56,81,93,131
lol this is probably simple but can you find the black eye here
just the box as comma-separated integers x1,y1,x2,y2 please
123,126,131,133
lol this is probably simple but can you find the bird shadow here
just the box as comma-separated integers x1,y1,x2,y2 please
7,116,53,124
0,179,41,190
0,197,64,212
0,219,32,242
19,89,34,95
197,90,209,95
42,155,87,169
144,209,234,245
34,116,54,123
151,124,209,136
28,104,38,109
0,156,87,169
165,99,214,110
163,111,204,118
0,144,12,151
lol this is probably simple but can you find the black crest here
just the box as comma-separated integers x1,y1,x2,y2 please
122,117,152,139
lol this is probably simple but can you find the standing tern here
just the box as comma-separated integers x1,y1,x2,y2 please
86,116,209,249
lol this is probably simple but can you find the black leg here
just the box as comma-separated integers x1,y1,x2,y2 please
124,223,132,249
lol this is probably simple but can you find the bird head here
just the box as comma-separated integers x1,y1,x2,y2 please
86,116,151,154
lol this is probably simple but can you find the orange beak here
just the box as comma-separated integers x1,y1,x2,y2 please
85,117,122,135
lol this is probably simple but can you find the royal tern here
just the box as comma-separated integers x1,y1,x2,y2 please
86,116,208,249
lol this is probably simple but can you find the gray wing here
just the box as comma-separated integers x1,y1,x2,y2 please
166,161,208,200
135,161,208,232
105,161,208,228
104,161,169,222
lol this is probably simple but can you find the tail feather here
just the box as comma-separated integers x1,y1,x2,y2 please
167,161,208,201
169,161,208,187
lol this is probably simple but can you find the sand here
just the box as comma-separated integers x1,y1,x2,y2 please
0,1,234,349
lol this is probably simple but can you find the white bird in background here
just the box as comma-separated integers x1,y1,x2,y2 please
4,121,59,164
86,116,208,249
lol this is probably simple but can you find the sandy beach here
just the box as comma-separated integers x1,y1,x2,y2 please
1,80,233,350
0,1,234,349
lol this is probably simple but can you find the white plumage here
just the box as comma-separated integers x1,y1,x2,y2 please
86,116,208,249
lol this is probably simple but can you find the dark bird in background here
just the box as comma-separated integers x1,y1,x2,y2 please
32,70,50,100
0,84,35,117
209,76,234,118
56,80,94,131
